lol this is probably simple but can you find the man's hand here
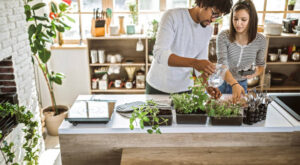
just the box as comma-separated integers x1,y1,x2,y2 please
206,86,222,100
232,84,245,103
192,59,216,77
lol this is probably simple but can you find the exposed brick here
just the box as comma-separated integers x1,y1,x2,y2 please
13,7,24,14
0,31,10,41
1,87,17,93
0,9,13,17
0,74,15,80
5,2,19,9
2,38,17,48
0,67,13,73
0,80,16,86
8,15,23,22
0,60,12,66
0,17,7,25
18,34,28,42
0,24,9,32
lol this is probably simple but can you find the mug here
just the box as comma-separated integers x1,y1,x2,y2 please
125,81,133,89
90,50,98,63
115,54,123,63
114,80,122,88
280,54,288,62
110,55,117,63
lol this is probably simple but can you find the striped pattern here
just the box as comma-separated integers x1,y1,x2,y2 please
216,30,266,81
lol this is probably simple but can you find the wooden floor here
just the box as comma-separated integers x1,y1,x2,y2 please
121,146,300,165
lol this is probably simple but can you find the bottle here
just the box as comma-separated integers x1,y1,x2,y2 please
136,67,145,88
208,64,227,88
264,70,271,88
136,38,144,52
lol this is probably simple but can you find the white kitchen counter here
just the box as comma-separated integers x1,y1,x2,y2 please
59,94,297,134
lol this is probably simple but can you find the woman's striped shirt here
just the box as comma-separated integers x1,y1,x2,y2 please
216,30,266,81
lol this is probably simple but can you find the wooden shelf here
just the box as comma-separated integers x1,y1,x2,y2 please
87,34,147,40
91,88,145,93
267,62,300,65
265,33,300,38
264,81,300,91
90,63,146,67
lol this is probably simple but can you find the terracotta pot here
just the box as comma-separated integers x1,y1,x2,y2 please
43,105,68,136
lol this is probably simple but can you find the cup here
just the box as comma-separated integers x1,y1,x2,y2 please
114,80,122,88
107,54,112,63
90,50,98,63
125,81,133,89
115,54,123,63
280,54,288,62
110,55,117,63
98,50,105,64
110,25,119,36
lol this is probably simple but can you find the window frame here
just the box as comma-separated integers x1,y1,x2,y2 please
62,0,300,44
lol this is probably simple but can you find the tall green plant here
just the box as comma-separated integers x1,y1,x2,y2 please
0,103,40,165
23,0,74,115
128,2,138,25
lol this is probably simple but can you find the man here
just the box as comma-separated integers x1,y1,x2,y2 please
146,0,233,96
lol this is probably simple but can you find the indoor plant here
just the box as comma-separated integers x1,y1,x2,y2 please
171,76,209,124
0,103,39,164
23,0,74,135
206,99,243,125
127,1,138,34
129,100,172,134
288,0,296,10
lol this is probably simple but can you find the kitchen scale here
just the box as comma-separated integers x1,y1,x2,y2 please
65,100,115,126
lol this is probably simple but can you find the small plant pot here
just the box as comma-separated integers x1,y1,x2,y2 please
288,5,295,11
144,109,172,126
176,111,207,124
211,116,243,126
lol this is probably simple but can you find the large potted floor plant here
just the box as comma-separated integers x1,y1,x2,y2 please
23,0,74,136
171,76,209,124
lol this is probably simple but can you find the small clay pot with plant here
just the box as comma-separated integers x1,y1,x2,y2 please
288,0,296,10
129,100,172,134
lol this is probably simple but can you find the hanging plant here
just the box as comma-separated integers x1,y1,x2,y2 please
0,103,39,165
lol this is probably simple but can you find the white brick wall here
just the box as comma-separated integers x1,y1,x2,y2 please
0,0,44,164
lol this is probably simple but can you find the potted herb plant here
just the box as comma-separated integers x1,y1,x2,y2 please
127,1,138,34
23,0,74,136
206,99,243,126
129,100,172,134
171,76,209,124
0,102,40,164
288,0,296,10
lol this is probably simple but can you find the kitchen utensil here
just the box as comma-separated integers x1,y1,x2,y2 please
280,54,288,62
269,53,278,62
264,23,282,36
292,52,300,61
247,76,260,87
125,81,133,89
283,18,298,33
271,72,288,86
125,66,136,81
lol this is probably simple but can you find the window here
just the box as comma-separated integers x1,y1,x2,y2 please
62,0,300,44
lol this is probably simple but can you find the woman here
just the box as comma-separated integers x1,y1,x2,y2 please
216,0,266,103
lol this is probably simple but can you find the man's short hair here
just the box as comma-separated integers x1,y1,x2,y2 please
195,0,233,15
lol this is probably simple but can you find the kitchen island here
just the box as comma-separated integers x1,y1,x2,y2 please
59,94,300,165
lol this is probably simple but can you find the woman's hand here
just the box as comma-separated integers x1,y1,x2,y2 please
243,73,257,79
206,86,222,99
232,84,245,103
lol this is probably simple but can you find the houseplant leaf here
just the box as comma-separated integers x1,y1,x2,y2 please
31,3,46,10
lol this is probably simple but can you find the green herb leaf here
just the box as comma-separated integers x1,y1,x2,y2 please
31,3,46,10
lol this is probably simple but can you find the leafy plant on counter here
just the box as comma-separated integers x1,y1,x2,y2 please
206,99,242,117
129,100,169,134
23,0,74,115
0,103,40,165
147,19,159,42
171,75,209,114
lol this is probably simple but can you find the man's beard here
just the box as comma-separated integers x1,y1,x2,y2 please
200,20,210,27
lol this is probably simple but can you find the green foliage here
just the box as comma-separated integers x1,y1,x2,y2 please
147,19,159,42
128,2,138,25
288,0,296,5
129,100,169,134
206,99,242,117
23,0,73,115
0,103,40,165
171,75,209,114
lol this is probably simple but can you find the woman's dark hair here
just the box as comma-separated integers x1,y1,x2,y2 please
229,0,258,43
195,0,233,15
